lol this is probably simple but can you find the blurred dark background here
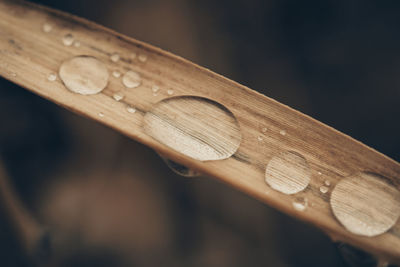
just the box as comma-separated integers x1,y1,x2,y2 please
1,0,399,266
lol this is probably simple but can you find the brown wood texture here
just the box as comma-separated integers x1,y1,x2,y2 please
0,0,399,262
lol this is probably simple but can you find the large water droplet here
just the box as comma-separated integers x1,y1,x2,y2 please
59,56,109,95
122,70,141,88
330,172,400,237
62,33,74,46
143,96,241,161
158,154,200,177
265,151,311,194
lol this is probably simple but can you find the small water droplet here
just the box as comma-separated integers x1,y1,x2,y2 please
138,54,147,62
324,180,331,186
152,85,160,93
261,127,267,133
280,130,286,136
158,154,200,177
112,70,121,78
330,172,400,237
98,112,105,117
42,23,52,33
257,136,263,142
73,41,81,47
59,56,109,95
122,70,141,88
265,151,311,194
293,197,308,211
143,96,242,161
47,73,57,81
320,185,329,194
113,92,124,101
167,89,174,95
110,53,120,62
62,33,74,46
126,106,136,113
318,171,322,175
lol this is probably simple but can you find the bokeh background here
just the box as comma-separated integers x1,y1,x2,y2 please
1,0,400,266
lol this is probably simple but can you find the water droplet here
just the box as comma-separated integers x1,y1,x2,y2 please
167,89,174,95
112,70,121,78
257,136,263,142
318,171,322,175
110,53,120,62
152,85,160,93
42,23,52,33
98,112,105,117
280,130,286,136
330,172,400,237
113,92,124,101
265,151,311,194
126,106,136,113
59,56,109,95
324,180,331,186
143,96,242,161
62,33,74,46
122,70,141,88
261,127,267,133
293,197,308,211
73,41,81,47
158,154,200,177
47,73,57,81
320,185,329,194
138,54,147,62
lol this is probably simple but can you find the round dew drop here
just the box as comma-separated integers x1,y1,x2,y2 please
138,54,147,62
143,96,241,161
126,106,136,114
152,85,160,93
319,186,329,194
292,197,307,211
112,70,121,78
330,172,400,237
122,71,141,88
62,33,74,46
265,151,311,195
42,23,52,33
110,53,120,62
47,73,57,81
113,92,124,101
59,56,109,95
